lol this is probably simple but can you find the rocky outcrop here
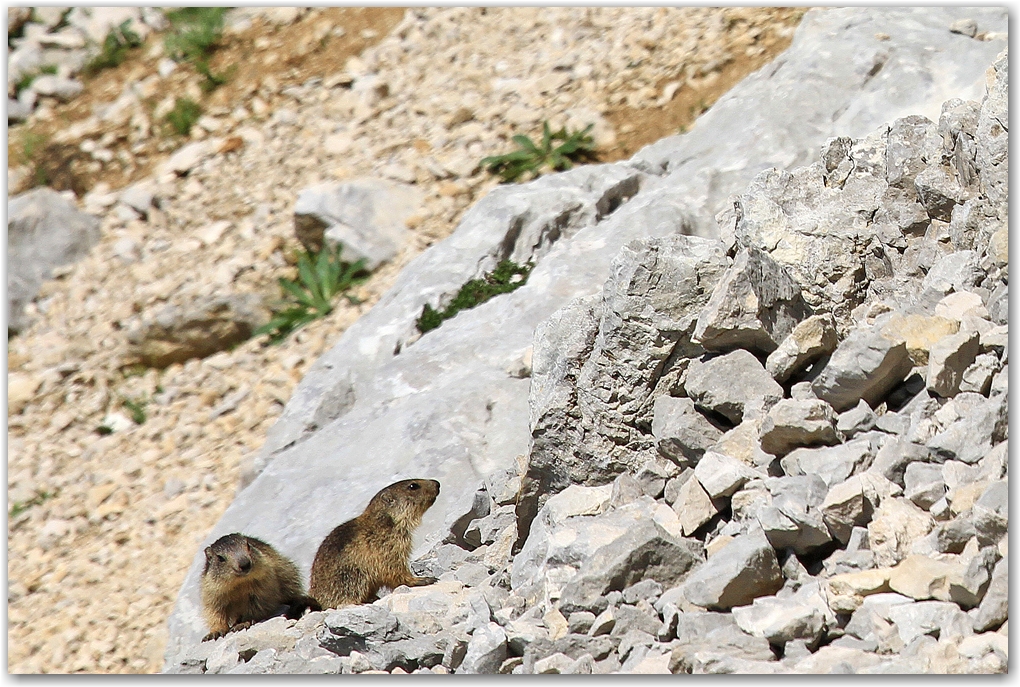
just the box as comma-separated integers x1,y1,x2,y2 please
165,9,1008,675
8,187,101,334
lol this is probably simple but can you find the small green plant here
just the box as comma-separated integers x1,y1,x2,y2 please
417,260,533,334
481,122,596,183
165,7,231,92
83,19,142,75
165,97,203,136
122,397,148,425
20,131,48,161
255,244,369,344
9,489,56,518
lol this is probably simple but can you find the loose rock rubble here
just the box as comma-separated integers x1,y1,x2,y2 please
164,41,1007,676
7,6,812,674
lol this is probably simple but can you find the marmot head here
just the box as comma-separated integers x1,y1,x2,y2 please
203,533,262,579
365,478,440,530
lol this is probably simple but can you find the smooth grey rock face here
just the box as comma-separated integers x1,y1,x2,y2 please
693,246,810,354
681,528,783,610
293,178,423,271
165,8,1010,668
926,330,981,397
8,187,101,335
811,327,913,412
685,349,783,425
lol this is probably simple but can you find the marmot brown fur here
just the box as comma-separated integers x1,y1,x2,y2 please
309,478,440,609
200,533,320,641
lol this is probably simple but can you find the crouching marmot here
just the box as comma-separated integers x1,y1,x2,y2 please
309,478,440,609
200,533,320,641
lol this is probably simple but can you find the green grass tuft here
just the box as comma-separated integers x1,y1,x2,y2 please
417,260,533,334
165,7,231,92
83,19,142,76
255,243,370,344
122,397,148,425
165,97,203,136
9,490,56,518
481,121,597,183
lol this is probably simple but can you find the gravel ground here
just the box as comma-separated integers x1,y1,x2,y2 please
7,7,804,673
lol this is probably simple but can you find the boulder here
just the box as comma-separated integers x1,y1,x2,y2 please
811,326,914,412
685,349,783,424
558,517,704,614
693,246,809,354
681,528,783,610
759,399,840,457
8,188,101,335
128,294,270,368
651,396,722,465
293,179,423,271
927,330,981,397
765,314,838,383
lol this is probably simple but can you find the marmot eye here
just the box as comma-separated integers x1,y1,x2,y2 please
407,483,419,490
217,554,227,563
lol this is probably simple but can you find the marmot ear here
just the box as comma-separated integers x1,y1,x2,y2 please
205,547,214,560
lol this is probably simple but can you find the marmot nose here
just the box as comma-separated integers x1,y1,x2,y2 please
238,558,252,573
430,480,440,493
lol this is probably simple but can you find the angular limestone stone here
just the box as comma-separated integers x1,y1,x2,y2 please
868,498,936,568
651,396,722,465
693,451,759,499
903,463,946,510
811,326,914,412
732,595,825,647
759,399,840,457
681,528,783,611
693,246,810,354
685,350,783,424
765,314,838,384
673,477,722,536
879,313,959,366
294,179,422,271
927,330,980,397
820,476,877,544
836,400,878,438
887,554,962,601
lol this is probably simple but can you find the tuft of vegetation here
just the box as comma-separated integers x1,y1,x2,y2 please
13,65,58,97
164,7,231,92
255,243,369,344
417,260,533,334
83,19,142,76
165,97,203,136
481,122,597,183
10,489,56,518
122,397,148,425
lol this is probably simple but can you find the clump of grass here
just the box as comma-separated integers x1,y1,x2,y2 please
417,260,533,334
481,122,597,183
164,7,231,92
122,397,148,425
256,243,369,344
165,97,203,136
12,65,57,97
83,19,142,76
10,490,56,518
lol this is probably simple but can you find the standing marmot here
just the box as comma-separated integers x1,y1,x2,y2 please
309,478,440,609
200,533,320,641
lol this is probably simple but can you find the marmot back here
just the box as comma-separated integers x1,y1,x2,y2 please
200,533,320,641
309,478,440,609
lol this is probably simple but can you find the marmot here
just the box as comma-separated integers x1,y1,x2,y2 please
309,478,440,609
200,533,321,641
